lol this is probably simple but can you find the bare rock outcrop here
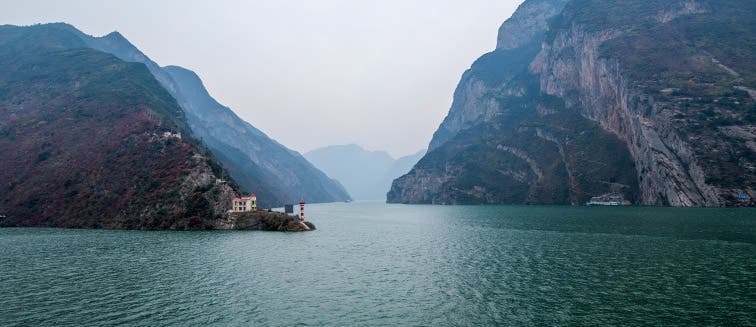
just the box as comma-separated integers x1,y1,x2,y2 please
390,0,755,207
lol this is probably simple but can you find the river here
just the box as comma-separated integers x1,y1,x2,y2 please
1,203,754,326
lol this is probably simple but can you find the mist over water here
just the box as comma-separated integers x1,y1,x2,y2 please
1,203,754,326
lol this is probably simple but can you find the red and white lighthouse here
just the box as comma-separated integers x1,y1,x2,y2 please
299,198,305,222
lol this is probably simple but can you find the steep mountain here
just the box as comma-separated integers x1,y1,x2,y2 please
390,0,755,207
305,145,425,200
44,23,350,207
0,24,237,229
162,66,350,207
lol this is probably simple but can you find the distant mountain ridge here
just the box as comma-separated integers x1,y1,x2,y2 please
39,23,350,207
305,145,425,200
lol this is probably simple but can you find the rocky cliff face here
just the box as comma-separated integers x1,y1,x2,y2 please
0,25,237,229
428,0,568,152
497,0,570,51
531,24,718,206
391,0,755,207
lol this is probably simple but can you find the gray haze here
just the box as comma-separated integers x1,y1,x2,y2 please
0,0,522,157
304,145,426,200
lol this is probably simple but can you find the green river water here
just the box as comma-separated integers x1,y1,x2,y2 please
1,203,754,326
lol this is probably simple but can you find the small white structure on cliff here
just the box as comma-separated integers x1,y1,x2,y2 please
162,131,182,139
231,193,257,212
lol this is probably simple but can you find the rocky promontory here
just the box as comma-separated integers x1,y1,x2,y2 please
216,211,316,232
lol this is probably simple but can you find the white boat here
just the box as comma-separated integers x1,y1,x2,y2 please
587,194,627,206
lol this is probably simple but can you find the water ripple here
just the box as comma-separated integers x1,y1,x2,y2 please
1,204,754,326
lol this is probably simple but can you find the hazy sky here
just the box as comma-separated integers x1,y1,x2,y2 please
1,0,522,157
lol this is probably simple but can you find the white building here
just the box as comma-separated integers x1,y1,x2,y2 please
162,131,182,139
231,194,257,212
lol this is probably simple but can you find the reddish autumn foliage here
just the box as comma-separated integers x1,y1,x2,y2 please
0,28,235,229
